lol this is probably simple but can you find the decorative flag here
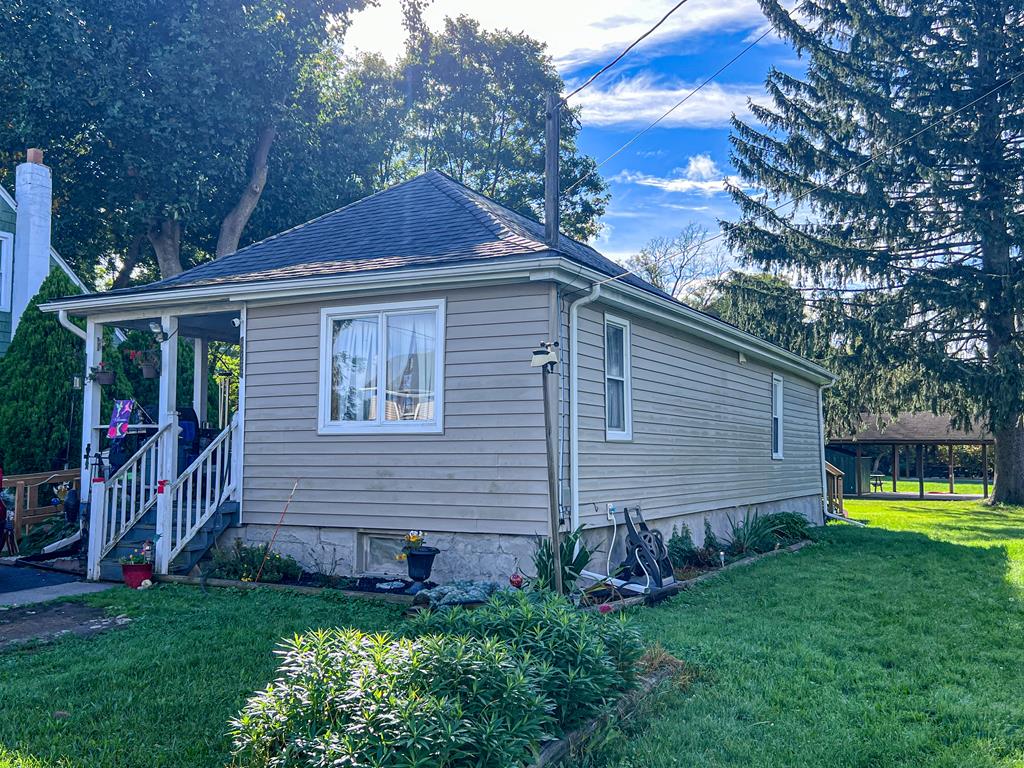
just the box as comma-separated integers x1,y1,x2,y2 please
107,399,134,439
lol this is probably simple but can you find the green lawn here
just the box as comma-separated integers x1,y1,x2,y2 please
865,476,988,495
573,498,1024,768
3,500,1023,768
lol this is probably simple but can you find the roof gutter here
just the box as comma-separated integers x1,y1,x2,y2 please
58,309,86,340
568,283,602,531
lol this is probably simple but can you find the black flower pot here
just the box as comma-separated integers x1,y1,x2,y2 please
406,546,439,593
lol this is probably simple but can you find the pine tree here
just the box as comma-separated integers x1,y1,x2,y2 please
0,270,85,473
726,0,1024,503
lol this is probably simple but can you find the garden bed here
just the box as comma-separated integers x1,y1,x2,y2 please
156,573,417,604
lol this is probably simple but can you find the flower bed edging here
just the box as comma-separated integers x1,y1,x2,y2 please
583,539,813,614
154,573,415,604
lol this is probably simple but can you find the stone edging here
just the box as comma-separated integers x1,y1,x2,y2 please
154,574,415,604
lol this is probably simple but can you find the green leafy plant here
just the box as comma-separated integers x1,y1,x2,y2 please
667,524,697,567
763,511,812,543
725,509,781,557
229,629,551,768
532,524,594,593
408,589,642,733
208,540,302,584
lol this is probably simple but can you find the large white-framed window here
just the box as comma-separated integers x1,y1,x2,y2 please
318,298,445,435
0,231,13,312
604,313,632,441
771,373,784,460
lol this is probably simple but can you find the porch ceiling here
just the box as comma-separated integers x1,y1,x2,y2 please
113,310,240,343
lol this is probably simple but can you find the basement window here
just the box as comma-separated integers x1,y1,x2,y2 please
771,373,784,460
319,299,445,435
605,314,632,441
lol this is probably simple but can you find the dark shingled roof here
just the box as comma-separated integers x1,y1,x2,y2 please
830,412,993,444
110,170,671,300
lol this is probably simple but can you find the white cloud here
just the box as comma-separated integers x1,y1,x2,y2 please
343,0,769,71
570,73,763,128
610,168,743,196
679,153,719,181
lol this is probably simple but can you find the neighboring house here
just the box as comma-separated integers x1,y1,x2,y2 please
0,149,89,355
44,170,834,582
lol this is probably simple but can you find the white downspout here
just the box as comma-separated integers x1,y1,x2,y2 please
569,284,602,530
58,309,87,340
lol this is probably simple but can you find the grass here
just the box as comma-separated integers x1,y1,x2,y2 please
572,499,1024,768
3,500,1023,768
0,586,403,768
866,476,986,495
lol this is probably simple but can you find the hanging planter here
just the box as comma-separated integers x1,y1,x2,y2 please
141,363,159,379
129,348,160,379
89,363,115,386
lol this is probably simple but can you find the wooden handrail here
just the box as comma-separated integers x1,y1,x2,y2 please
824,461,845,517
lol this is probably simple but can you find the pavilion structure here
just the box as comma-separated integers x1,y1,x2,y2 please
827,412,993,499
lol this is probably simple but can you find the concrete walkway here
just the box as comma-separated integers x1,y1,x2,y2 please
0,565,114,608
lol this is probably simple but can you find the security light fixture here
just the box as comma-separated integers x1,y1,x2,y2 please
530,341,559,370
149,321,166,343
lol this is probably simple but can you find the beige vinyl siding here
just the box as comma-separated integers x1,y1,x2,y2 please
241,282,552,535
574,301,823,527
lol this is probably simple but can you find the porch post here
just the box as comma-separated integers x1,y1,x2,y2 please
83,318,105,580
855,444,863,496
193,336,209,425
892,444,898,492
917,444,925,499
982,443,989,498
948,443,955,494
154,314,178,573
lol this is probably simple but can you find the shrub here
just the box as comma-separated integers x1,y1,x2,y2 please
230,629,551,768
532,525,594,593
407,589,642,733
667,524,696,568
763,511,811,543
208,540,302,584
724,508,782,557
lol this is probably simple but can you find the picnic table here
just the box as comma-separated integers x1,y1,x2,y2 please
869,473,885,492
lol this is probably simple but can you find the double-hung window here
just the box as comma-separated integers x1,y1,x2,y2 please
319,299,445,434
604,314,632,441
771,373,784,459
0,231,12,312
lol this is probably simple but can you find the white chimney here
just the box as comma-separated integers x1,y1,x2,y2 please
11,148,52,331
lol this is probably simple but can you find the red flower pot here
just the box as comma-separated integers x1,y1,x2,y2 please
121,563,153,589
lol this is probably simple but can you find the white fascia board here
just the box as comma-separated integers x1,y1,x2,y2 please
542,259,836,386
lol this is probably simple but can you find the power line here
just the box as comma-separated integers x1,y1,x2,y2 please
573,69,1024,294
563,28,772,196
562,0,692,103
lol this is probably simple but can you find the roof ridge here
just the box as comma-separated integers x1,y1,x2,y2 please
422,171,525,244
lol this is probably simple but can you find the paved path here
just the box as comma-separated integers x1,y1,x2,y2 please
0,565,114,608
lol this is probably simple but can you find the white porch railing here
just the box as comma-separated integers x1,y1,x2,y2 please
90,423,171,578
166,416,239,564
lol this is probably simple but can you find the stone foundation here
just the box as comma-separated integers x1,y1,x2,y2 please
221,494,822,584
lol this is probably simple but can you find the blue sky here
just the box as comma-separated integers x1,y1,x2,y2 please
346,0,801,262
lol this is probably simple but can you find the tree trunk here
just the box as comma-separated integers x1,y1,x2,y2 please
112,234,146,289
991,421,1024,504
148,219,183,278
217,125,276,258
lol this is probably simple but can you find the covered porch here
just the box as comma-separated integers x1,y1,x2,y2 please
75,305,244,579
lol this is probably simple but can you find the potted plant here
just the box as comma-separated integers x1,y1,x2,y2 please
399,530,438,594
128,348,160,379
119,540,154,588
89,362,115,386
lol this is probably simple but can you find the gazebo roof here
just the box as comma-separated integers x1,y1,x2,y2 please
829,412,993,445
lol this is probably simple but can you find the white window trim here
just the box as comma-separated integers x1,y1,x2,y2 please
318,298,445,435
0,231,13,312
604,313,633,442
771,373,784,460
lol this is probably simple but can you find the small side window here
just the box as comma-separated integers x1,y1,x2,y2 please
771,373,784,460
604,314,632,441
0,231,12,312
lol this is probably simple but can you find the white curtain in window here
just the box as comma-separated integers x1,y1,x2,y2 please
386,311,436,421
331,317,378,421
606,324,625,431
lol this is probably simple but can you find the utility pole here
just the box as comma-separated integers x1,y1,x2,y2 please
544,92,560,248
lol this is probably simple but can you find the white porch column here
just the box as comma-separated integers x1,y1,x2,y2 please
154,314,178,573
193,336,209,425
83,318,105,580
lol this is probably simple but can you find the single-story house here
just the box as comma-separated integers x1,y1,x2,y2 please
44,170,834,582
1,149,89,356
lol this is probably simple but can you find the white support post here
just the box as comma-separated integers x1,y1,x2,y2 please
235,306,247,516
154,314,179,573
193,336,209,425
83,318,105,580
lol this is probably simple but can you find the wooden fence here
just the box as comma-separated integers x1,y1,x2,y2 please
2,469,80,543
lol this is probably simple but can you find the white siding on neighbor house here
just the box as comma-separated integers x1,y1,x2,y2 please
242,282,553,536
573,300,823,528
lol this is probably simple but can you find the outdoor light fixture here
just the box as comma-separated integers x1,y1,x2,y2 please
231,317,241,328
72,375,82,391
149,321,166,343
530,341,559,370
